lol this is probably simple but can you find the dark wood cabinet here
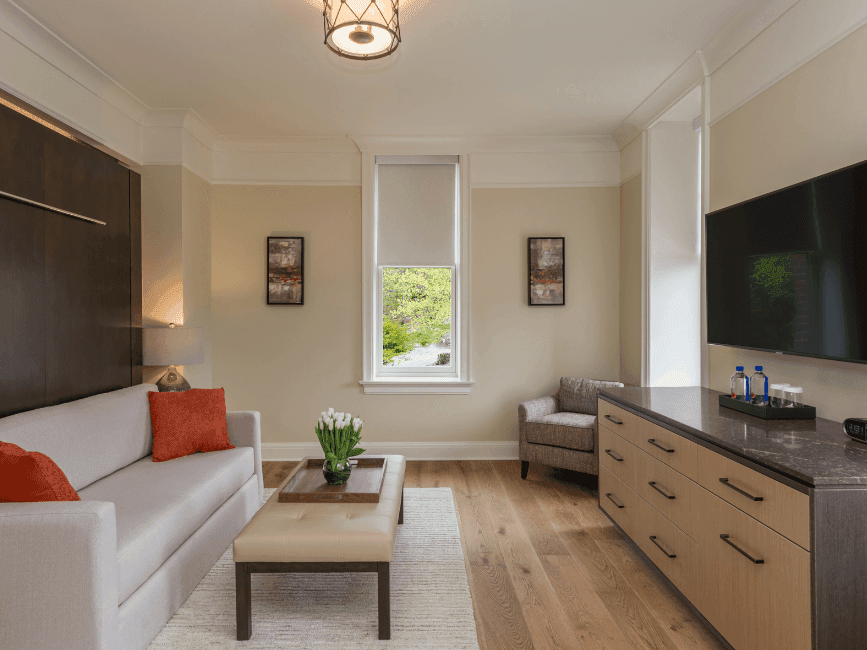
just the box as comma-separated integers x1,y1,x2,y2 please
0,101,142,418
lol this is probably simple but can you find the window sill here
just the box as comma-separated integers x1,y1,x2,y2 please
359,378,474,395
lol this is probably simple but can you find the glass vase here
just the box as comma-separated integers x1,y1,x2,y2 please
322,459,352,485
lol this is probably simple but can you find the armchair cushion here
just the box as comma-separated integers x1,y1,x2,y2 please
518,395,559,424
524,413,596,451
559,378,624,415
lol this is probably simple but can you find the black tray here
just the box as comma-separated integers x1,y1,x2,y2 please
719,394,816,420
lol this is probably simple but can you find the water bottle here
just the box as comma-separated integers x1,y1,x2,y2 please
750,366,769,405
730,366,748,401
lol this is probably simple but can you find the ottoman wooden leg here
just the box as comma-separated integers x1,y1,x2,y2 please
378,562,391,640
398,487,404,525
236,562,252,641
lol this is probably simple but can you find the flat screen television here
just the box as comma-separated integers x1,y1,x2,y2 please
706,159,867,364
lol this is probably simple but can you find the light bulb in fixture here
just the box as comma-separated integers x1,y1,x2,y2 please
348,25,375,45
323,1,400,60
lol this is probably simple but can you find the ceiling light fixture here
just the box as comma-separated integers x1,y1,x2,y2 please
323,0,400,60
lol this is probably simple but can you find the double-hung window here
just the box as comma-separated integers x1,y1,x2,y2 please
361,154,472,393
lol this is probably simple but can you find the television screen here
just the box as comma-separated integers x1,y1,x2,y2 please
706,159,867,364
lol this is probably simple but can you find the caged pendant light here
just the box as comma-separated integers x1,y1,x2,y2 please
323,0,401,60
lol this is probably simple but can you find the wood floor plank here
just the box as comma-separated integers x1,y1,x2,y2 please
493,461,572,557
262,461,297,488
451,462,504,567
538,475,682,650
471,562,536,650
599,536,729,650
540,554,637,650
403,459,423,488
472,461,586,650
450,460,533,650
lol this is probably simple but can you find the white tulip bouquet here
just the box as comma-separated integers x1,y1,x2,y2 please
315,408,365,484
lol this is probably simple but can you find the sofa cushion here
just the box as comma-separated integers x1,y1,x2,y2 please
0,384,157,491
524,412,596,451
148,388,234,462
77,446,254,604
559,378,624,415
0,442,80,502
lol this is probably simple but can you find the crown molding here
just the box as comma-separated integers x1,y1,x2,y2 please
611,0,800,150
349,135,484,154
708,0,867,126
144,108,218,151
213,136,361,153
0,0,149,124
0,1,145,164
473,135,619,154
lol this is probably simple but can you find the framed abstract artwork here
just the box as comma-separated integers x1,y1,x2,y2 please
267,237,304,305
528,237,565,306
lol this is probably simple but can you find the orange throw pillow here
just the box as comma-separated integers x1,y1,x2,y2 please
0,442,81,502
148,388,235,462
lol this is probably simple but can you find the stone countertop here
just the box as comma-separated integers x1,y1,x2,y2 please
598,386,867,488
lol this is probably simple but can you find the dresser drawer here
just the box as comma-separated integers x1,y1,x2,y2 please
599,464,640,539
638,500,701,608
698,487,810,650
597,399,642,442
697,445,810,550
634,419,698,481
637,450,698,541
599,425,639,491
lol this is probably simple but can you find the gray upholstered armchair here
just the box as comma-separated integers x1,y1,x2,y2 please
519,377,624,479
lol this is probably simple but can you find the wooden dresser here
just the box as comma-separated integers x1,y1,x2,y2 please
598,386,867,650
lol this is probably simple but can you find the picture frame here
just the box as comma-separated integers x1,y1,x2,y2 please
528,237,565,306
267,236,304,305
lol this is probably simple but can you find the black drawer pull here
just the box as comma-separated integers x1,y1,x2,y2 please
604,414,624,425
604,449,624,462
720,534,764,564
719,478,763,502
649,535,676,559
605,492,625,509
647,438,675,453
648,481,676,499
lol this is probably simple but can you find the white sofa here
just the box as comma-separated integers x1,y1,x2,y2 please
0,384,264,650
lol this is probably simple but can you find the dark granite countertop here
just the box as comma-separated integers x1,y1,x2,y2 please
598,386,867,488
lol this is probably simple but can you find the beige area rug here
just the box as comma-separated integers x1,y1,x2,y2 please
148,488,480,649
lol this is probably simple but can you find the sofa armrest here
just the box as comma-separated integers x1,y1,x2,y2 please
0,501,118,650
518,395,559,424
227,411,264,502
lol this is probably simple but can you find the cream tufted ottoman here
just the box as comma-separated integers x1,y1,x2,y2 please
233,455,406,640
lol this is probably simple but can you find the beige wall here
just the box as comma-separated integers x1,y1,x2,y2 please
210,185,620,448
140,165,213,387
708,23,867,421
620,174,642,386
181,168,213,389
141,166,183,385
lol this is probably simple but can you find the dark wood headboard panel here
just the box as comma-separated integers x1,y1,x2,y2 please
0,102,142,418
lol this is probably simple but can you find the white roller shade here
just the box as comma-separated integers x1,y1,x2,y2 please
376,163,457,267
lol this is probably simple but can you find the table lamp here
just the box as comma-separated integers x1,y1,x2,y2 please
143,323,204,392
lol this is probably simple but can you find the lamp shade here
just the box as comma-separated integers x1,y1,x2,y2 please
143,326,204,366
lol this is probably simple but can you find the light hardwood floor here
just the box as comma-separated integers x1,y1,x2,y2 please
263,460,729,650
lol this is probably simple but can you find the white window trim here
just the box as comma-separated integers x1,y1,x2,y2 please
356,140,473,395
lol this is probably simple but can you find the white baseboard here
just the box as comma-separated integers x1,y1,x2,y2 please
261,441,519,461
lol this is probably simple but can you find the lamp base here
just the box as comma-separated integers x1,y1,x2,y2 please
156,365,192,392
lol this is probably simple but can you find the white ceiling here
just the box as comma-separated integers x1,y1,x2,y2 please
14,0,755,138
